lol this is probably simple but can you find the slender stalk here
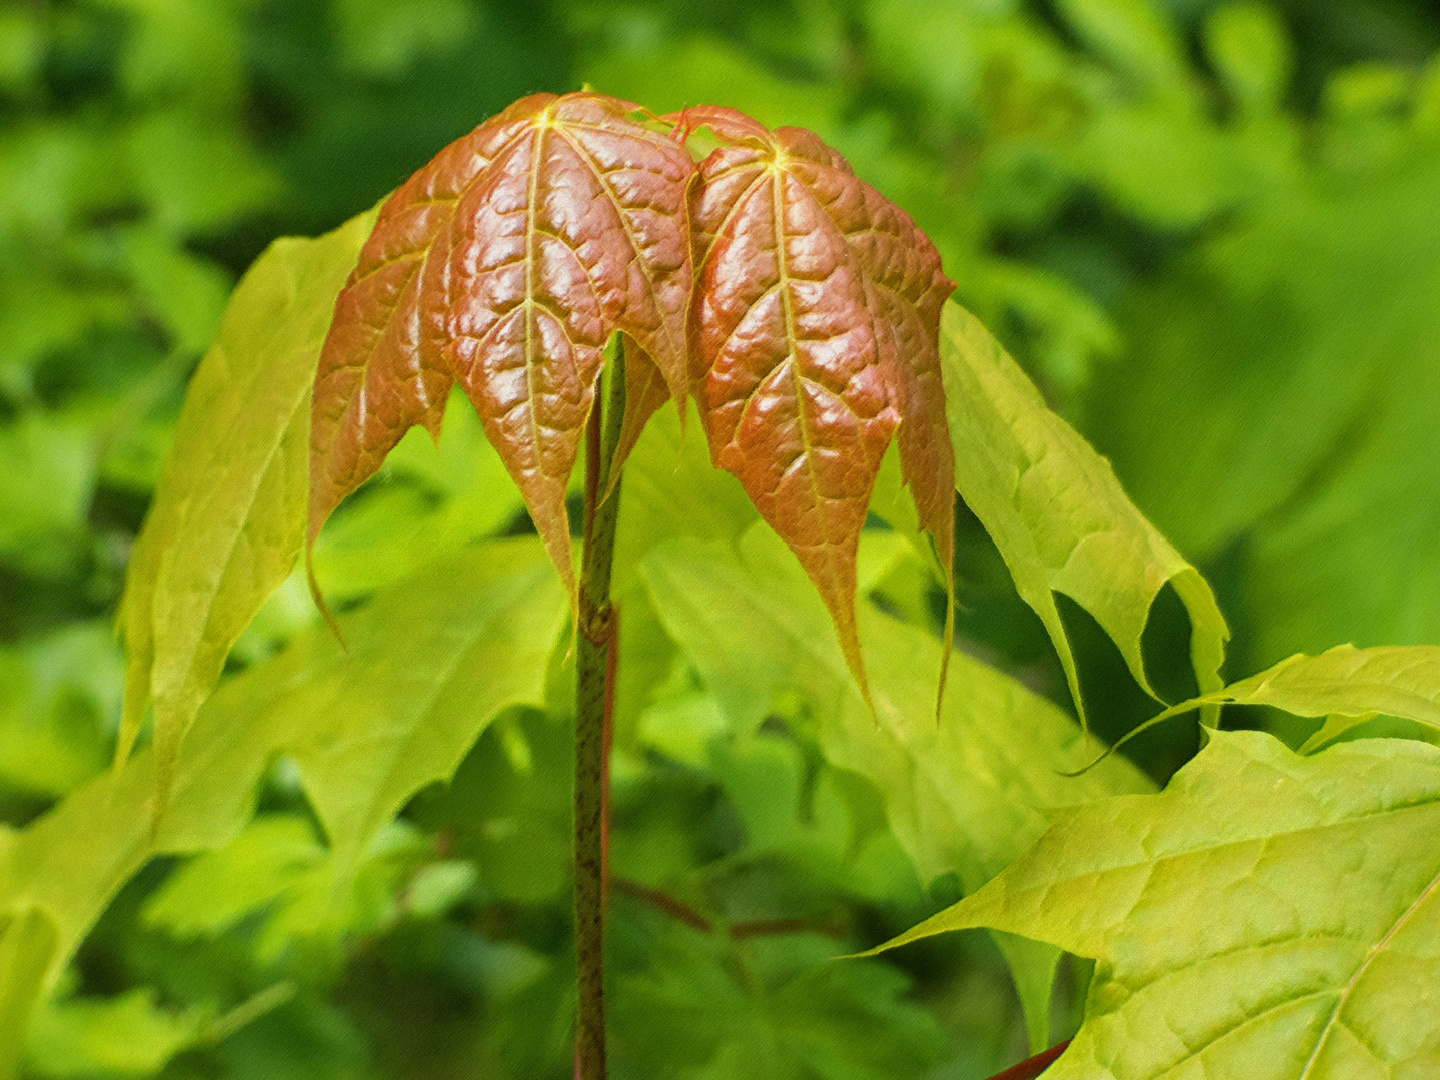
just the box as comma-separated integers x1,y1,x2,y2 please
574,339,627,1080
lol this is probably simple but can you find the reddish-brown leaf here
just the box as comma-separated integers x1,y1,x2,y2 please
309,92,695,602
677,106,956,703
308,108,515,547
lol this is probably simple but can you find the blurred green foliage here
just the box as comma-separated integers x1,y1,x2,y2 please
2,0,1439,1076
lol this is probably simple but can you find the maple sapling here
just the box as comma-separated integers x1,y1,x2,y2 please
305,91,955,1079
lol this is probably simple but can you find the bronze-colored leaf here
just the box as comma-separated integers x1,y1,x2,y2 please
308,107,518,546
678,106,956,703
309,92,695,601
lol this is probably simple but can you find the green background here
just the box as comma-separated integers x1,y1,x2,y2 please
2,0,1438,1076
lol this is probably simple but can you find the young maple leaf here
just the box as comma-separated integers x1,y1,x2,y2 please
308,95,955,707
308,91,695,606
672,107,957,707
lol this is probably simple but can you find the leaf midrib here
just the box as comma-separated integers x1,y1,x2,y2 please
1297,863,1440,1078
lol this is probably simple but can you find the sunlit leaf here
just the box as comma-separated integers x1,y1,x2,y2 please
0,909,54,1080
681,106,956,706
872,730,1440,1080
941,301,1229,726
309,91,695,604
117,208,379,810
1115,645,1440,755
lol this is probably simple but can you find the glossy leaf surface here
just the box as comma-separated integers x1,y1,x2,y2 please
309,92,695,600
681,107,957,702
942,301,1229,725
118,209,378,806
873,731,1440,1080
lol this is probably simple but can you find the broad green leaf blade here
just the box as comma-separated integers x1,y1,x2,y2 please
117,207,380,809
1,538,565,1045
612,397,759,596
941,301,1229,726
873,730,1440,1080
642,524,1151,1043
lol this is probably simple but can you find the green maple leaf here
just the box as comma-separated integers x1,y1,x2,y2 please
873,730,1440,1079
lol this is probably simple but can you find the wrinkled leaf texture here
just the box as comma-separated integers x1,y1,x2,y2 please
308,91,694,609
310,93,956,704
675,106,956,705
872,730,1440,1080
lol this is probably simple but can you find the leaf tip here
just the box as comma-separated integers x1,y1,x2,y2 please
936,568,956,725
306,541,349,654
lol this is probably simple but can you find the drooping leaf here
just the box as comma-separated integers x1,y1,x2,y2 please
0,538,566,1045
872,730,1440,1080
679,106,957,705
309,91,696,604
941,300,1229,726
1086,148,1440,670
1112,645,1440,755
117,208,380,808
642,524,1151,1045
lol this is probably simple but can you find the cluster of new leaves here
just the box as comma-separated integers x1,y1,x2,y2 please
306,91,956,705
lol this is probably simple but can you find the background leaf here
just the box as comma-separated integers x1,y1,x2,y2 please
1086,148,1440,673
643,523,1152,1046
1,538,566,1049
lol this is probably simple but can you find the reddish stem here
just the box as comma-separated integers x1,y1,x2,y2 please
983,1040,1071,1080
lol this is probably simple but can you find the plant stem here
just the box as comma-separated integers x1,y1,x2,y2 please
982,1039,1071,1080
574,338,627,1080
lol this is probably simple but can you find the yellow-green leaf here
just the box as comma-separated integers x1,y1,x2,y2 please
0,909,55,1080
118,207,380,812
1116,645,1440,756
942,301,1229,727
642,523,1152,1049
3,538,565,1052
870,730,1440,1080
